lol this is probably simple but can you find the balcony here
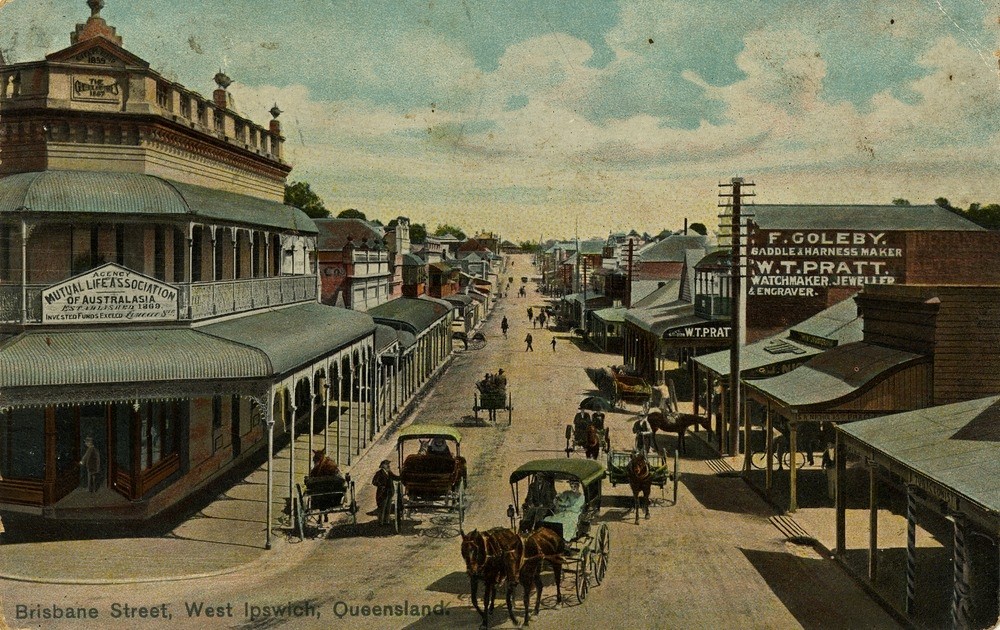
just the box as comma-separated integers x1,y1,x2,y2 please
0,275,317,324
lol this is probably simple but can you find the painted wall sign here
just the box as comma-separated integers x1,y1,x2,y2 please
664,322,732,340
748,229,905,297
42,263,178,323
71,74,121,102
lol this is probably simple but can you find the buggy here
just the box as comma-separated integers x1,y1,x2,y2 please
607,448,680,505
390,425,467,533
295,473,358,539
474,372,513,424
564,410,610,457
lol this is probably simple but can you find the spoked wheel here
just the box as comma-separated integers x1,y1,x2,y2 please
564,425,573,457
595,524,610,583
575,549,590,601
393,485,403,533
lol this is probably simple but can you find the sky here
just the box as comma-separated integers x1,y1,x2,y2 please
1,0,998,242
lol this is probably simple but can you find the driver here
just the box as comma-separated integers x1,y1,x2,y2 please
522,472,556,528
426,437,452,457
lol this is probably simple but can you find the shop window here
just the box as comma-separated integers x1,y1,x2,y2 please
114,404,132,472
54,407,78,477
0,408,45,480
141,401,177,470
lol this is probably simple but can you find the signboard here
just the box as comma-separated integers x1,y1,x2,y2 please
42,264,178,324
71,74,122,103
748,229,905,297
664,322,732,340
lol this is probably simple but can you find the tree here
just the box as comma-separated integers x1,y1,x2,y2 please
284,181,330,218
967,203,1000,230
518,240,539,252
337,208,367,220
891,198,911,206
936,197,960,213
688,222,708,235
433,223,466,240
410,223,427,244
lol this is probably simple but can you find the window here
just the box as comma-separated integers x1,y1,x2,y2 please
234,120,246,143
156,82,170,110
213,110,225,134
115,225,124,265
197,101,207,126
0,408,45,480
140,401,177,470
0,224,11,281
180,96,191,120
154,226,165,280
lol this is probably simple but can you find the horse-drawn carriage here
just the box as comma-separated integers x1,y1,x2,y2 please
607,449,680,520
564,410,610,458
391,425,467,533
508,459,610,602
585,365,653,407
473,371,513,424
295,473,358,539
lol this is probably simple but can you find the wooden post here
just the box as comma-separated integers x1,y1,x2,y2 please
765,404,773,491
789,422,798,512
835,433,846,555
868,463,879,581
265,397,274,550
742,385,751,473
905,484,917,617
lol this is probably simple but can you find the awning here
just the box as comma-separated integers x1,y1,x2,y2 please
591,307,626,324
624,299,695,336
201,303,375,376
695,298,862,378
562,293,611,308
746,342,928,411
368,297,451,335
443,294,473,307
375,324,400,353
0,170,316,233
840,395,1000,515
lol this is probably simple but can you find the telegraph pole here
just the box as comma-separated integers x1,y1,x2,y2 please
718,177,754,465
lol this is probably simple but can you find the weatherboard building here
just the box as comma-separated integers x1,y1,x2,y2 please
0,2,379,544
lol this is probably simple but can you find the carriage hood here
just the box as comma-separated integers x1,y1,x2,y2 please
509,459,606,486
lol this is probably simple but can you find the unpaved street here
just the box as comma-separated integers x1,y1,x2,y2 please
1,255,899,630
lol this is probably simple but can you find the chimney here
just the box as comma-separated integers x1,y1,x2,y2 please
213,71,232,110
269,103,283,160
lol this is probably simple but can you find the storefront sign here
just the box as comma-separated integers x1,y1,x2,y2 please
789,330,839,349
664,322,732,340
71,74,122,103
42,264,178,324
748,229,905,297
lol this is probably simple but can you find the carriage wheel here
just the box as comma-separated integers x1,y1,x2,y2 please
575,549,590,601
564,424,573,457
393,486,403,533
596,524,610,583
507,393,513,426
296,494,307,541
457,479,466,528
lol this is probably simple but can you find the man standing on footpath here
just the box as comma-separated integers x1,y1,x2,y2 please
525,333,533,352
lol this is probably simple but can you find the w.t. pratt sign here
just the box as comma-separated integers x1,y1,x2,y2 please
42,264,178,324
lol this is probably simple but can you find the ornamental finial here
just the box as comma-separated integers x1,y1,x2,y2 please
87,0,105,17
214,70,233,90
270,103,283,119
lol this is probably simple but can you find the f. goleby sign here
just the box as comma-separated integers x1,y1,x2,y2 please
42,264,178,324
748,229,905,298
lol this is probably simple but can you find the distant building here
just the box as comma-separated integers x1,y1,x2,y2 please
314,218,391,311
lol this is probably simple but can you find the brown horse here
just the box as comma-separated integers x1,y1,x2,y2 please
506,526,564,627
627,452,652,523
646,410,710,454
461,528,521,629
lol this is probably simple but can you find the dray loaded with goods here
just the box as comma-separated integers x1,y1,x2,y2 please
391,424,467,533
508,459,610,602
473,371,513,425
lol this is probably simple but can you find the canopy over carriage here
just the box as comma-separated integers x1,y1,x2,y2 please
392,424,467,532
508,459,609,601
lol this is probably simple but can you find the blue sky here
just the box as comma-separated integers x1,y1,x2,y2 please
1,0,997,241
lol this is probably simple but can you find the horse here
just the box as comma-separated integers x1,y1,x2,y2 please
627,452,653,523
506,526,564,627
310,449,340,477
646,410,710,455
461,528,521,629
583,424,602,460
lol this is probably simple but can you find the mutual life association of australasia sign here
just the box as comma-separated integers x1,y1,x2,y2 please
42,264,178,324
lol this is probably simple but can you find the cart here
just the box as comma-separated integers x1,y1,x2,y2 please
607,449,680,505
391,425,467,533
564,410,610,457
474,374,513,425
295,473,358,539
508,459,610,602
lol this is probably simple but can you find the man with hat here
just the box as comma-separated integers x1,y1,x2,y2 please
372,459,400,525
80,436,101,492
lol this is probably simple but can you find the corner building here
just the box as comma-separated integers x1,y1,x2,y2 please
0,2,374,539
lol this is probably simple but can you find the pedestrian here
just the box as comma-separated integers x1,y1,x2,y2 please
527,307,533,322
80,436,101,492
551,337,556,351
372,459,400,525
501,316,509,338
524,332,533,352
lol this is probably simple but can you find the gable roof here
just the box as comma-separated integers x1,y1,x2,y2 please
639,235,710,263
312,218,386,251
751,205,984,231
